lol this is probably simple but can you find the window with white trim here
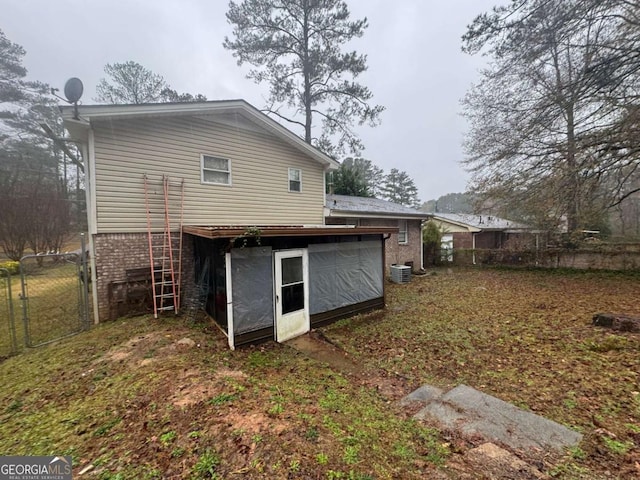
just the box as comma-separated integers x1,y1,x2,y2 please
288,168,302,192
201,154,231,185
398,220,408,244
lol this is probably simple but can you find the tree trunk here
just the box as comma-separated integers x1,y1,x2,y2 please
566,104,579,234
302,0,312,145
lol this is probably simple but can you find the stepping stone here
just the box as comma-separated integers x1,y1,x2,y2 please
413,384,582,451
399,384,443,406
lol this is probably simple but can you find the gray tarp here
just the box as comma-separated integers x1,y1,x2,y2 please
230,246,274,334
308,240,383,315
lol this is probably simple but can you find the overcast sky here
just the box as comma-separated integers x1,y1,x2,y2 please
4,0,497,202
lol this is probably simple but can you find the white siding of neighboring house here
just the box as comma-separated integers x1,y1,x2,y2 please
431,219,471,233
91,114,326,233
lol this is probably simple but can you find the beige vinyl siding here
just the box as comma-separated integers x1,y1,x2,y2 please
92,115,326,232
431,219,473,233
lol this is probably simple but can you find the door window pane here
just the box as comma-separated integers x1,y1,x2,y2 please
282,283,304,314
281,257,302,285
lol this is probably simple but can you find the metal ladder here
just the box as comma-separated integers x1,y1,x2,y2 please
143,174,184,318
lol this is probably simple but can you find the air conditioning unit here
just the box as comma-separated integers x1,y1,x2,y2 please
390,265,411,284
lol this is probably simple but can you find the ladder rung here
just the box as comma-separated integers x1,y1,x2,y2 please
157,306,175,311
156,293,175,299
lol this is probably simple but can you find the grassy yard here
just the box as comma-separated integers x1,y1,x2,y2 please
0,318,446,479
0,267,638,478
325,268,640,478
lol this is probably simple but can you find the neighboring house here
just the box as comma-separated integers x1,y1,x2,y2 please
325,194,429,272
427,213,539,262
61,100,395,349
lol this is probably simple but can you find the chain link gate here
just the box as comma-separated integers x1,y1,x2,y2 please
19,244,90,348
0,268,18,358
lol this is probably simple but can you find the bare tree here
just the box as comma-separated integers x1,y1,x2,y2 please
0,150,70,259
462,0,640,234
0,29,74,258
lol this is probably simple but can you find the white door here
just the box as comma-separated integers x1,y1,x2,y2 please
274,249,309,342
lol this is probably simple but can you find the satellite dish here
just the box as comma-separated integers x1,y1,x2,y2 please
64,77,84,104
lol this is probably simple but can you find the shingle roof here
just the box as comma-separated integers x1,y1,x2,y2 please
430,213,531,231
326,194,428,218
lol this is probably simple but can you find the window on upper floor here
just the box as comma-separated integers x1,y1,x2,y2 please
289,168,302,192
398,220,408,244
201,154,231,185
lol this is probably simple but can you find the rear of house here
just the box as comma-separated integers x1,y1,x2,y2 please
62,100,393,348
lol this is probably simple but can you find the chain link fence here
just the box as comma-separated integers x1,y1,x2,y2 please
0,268,18,359
19,251,90,348
0,237,90,359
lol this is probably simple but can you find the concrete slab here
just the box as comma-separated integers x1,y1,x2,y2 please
414,384,582,451
399,385,444,406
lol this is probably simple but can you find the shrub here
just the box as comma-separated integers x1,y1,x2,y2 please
0,261,20,276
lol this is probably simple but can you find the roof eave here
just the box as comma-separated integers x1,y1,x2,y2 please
429,215,481,232
328,209,429,220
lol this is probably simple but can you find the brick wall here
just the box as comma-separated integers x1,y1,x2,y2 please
357,218,423,273
93,232,195,321
475,232,500,249
453,232,473,249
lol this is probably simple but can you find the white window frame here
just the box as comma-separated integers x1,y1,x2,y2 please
201,154,232,186
288,167,302,192
398,220,408,245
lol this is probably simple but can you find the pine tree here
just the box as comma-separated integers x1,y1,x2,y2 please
381,168,420,207
224,0,384,157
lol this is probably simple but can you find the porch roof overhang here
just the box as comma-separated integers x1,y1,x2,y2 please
183,225,398,239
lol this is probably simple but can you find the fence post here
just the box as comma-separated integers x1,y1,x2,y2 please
19,258,31,347
1,268,17,355
80,233,91,330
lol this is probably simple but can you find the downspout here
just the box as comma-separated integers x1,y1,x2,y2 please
225,251,235,350
382,233,390,305
472,232,477,265
420,221,424,270
84,132,100,325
